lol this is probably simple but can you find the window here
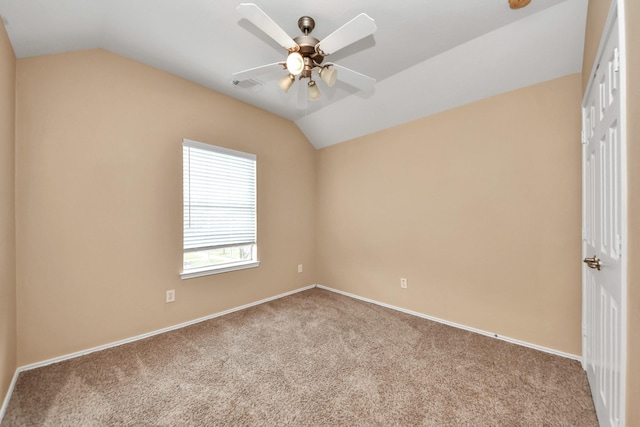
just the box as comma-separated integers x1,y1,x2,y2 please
181,139,259,279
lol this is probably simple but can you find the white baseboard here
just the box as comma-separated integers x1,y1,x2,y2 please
0,368,20,423
19,284,317,372
0,284,316,423
1,282,580,422
316,284,581,361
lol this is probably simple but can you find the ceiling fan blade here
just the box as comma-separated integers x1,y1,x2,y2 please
237,3,298,51
315,13,377,56
329,64,376,92
232,62,284,81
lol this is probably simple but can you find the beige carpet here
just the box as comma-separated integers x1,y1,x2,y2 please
2,288,598,426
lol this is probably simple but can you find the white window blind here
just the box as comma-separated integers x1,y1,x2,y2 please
183,139,256,253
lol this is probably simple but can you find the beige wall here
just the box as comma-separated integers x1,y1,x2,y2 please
582,0,614,92
582,0,640,423
316,74,583,355
15,49,316,365
0,21,16,408
8,2,637,417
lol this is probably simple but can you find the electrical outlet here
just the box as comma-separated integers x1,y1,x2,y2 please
298,264,303,273
166,290,176,303
400,278,408,289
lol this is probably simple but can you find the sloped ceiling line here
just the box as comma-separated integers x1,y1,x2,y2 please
0,0,588,148
296,0,588,149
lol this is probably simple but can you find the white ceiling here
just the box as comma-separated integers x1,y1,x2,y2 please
0,0,588,148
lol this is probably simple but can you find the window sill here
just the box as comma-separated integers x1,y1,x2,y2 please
180,260,260,280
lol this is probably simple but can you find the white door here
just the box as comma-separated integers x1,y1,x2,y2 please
582,4,626,426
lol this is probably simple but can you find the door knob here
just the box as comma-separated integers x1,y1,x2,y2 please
583,255,601,270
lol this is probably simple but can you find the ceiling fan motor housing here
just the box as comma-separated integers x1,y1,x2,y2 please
294,35,323,61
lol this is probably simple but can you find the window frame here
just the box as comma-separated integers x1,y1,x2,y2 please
180,139,259,279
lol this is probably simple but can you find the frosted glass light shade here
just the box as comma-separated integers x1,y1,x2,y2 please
286,52,304,75
279,74,295,93
308,80,321,101
319,67,337,87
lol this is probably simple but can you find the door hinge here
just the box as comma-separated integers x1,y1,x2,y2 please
582,228,587,242
581,130,587,145
613,48,620,72
615,233,622,257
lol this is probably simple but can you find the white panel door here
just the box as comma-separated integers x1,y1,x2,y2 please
582,8,626,426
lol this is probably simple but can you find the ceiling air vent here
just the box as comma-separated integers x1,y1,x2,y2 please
231,78,263,92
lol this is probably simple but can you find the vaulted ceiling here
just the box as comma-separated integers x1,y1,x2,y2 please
0,0,588,148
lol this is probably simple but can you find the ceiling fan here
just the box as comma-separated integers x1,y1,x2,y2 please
508,0,532,9
232,3,377,101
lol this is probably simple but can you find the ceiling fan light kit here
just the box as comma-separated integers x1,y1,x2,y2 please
319,66,337,87
234,3,377,102
307,80,321,101
278,74,296,93
285,52,304,75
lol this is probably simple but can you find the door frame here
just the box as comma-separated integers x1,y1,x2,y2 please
581,0,628,424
